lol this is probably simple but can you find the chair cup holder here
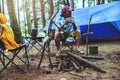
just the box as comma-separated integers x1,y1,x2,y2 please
43,36,52,44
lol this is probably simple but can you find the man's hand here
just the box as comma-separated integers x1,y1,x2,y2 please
59,18,69,30
64,18,70,24
70,19,75,24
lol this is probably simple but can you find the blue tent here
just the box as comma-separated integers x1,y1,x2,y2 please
44,1,120,40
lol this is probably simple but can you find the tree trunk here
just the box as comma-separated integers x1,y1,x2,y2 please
17,0,20,26
49,0,54,17
82,0,85,8
6,0,22,43
1,0,4,13
32,0,37,28
40,0,45,27
0,1,1,12
71,0,74,10
108,0,111,2
97,0,101,5
25,0,32,34
101,0,105,4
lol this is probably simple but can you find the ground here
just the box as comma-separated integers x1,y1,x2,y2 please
0,41,120,80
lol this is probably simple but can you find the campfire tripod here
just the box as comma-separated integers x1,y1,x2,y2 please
37,10,59,69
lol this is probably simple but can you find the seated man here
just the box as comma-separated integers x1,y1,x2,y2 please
54,6,82,56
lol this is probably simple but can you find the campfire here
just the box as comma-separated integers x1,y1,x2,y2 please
50,52,106,73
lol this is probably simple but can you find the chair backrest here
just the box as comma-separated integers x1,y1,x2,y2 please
0,39,5,50
0,25,5,50
0,25,3,37
31,28,38,40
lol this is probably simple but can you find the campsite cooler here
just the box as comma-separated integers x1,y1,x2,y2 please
89,45,98,54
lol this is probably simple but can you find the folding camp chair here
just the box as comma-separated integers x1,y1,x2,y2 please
26,28,44,58
60,36,75,52
37,35,53,69
0,40,29,73
58,31,94,54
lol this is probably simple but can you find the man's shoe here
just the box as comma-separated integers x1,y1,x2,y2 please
76,49,85,55
56,51,61,57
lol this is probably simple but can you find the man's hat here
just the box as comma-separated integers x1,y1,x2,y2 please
62,6,72,13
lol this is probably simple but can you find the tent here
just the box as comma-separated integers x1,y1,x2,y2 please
44,1,120,41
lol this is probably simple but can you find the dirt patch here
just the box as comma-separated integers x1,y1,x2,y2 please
0,41,120,80
106,51,120,63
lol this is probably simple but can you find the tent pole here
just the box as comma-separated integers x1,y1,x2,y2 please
86,15,93,55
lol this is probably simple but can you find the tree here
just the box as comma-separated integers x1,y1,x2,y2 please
101,0,105,4
108,0,119,2
0,1,1,12
49,0,54,17
97,0,105,5
32,0,37,28
97,0,101,5
82,0,85,8
70,0,74,10
25,0,32,34
17,0,20,26
6,0,22,43
40,0,45,27
1,0,5,13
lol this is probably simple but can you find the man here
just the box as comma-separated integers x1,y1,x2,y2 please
54,6,82,56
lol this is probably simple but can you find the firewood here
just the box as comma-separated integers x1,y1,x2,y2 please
81,55,104,60
71,60,80,70
67,52,106,73
57,59,63,71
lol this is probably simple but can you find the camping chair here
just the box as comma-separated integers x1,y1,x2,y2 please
55,32,75,52
0,40,29,73
26,28,44,58
60,31,94,52
58,32,75,54
37,34,53,69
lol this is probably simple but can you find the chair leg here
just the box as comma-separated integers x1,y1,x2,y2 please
0,53,24,73
37,43,52,69
27,40,43,57
37,43,46,69
24,46,29,72
0,50,6,70
0,46,29,73
0,55,5,68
